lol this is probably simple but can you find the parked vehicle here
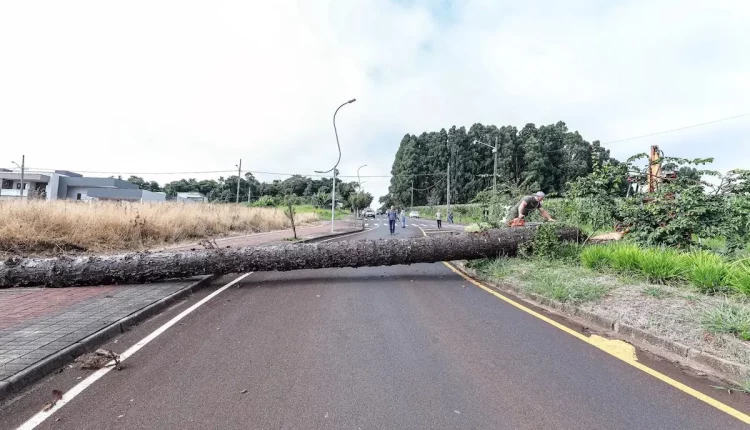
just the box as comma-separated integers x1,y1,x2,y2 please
409,210,420,218
363,209,376,218
376,209,384,215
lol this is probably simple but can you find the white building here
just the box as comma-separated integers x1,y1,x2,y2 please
175,192,208,203
0,169,166,202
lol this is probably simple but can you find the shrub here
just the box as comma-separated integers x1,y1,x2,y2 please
253,195,277,207
682,251,730,293
529,223,564,259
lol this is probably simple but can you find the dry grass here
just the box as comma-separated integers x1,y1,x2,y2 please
0,200,319,255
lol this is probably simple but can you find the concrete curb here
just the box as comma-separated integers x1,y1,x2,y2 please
0,274,216,401
452,261,750,384
298,226,366,243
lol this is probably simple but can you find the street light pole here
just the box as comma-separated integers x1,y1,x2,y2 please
315,98,357,233
11,155,25,199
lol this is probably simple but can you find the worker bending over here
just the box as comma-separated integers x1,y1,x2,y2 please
506,191,556,225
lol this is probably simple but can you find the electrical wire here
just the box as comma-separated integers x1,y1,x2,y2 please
601,112,750,145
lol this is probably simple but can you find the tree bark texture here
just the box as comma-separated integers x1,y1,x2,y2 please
0,227,581,288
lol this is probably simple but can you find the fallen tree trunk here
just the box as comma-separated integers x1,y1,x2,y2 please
1,227,581,288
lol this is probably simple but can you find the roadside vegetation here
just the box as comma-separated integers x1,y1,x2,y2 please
456,152,750,379
0,200,320,255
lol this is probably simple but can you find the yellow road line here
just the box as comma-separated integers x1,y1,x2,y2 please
443,261,750,424
417,224,749,423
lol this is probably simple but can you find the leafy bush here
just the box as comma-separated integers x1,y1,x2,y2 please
702,302,750,341
252,195,278,207
528,223,564,259
682,251,729,293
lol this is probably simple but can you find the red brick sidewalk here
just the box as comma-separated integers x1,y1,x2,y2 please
0,219,362,399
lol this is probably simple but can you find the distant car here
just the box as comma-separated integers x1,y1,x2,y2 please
363,209,376,218
376,210,384,215
409,210,420,218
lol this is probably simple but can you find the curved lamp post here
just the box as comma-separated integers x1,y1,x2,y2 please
315,98,356,232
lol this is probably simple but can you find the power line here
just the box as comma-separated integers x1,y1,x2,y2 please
601,112,750,145
11,167,448,179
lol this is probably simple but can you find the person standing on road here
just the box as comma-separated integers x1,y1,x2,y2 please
436,210,442,229
505,191,556,225
448,211,454,224
387,206,398,234
400,208,407,228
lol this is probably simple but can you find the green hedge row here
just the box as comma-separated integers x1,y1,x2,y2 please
580,243,750,294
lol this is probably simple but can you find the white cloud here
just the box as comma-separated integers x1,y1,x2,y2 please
1,0,749,204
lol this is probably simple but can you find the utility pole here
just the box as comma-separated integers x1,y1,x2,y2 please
447,162,451,212
236,159,242,203
331,169,337,231
11,155,25,199
411,179,414,210
446,130,451,213
20,155,25,199
493,136,498,194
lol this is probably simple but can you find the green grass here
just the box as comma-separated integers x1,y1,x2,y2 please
642,286,671,299
524,269,609,304
701,302,750,341
682,251,730,293
609,243,644,273
638,248,687,284
580,245,614,270
474,257,608,304
728,260,750,295
580,242,747,294
293,205,349,220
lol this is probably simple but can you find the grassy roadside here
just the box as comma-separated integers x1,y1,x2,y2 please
293,204,349,221
0,200,321,255
466,244,750,375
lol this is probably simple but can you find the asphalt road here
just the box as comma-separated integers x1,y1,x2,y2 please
3,218,749,429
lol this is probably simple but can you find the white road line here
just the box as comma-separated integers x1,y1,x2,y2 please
364,223,369,227
16,272,254,430
374,223,379,227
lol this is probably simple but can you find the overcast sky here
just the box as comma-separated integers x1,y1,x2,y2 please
1,0,748,203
